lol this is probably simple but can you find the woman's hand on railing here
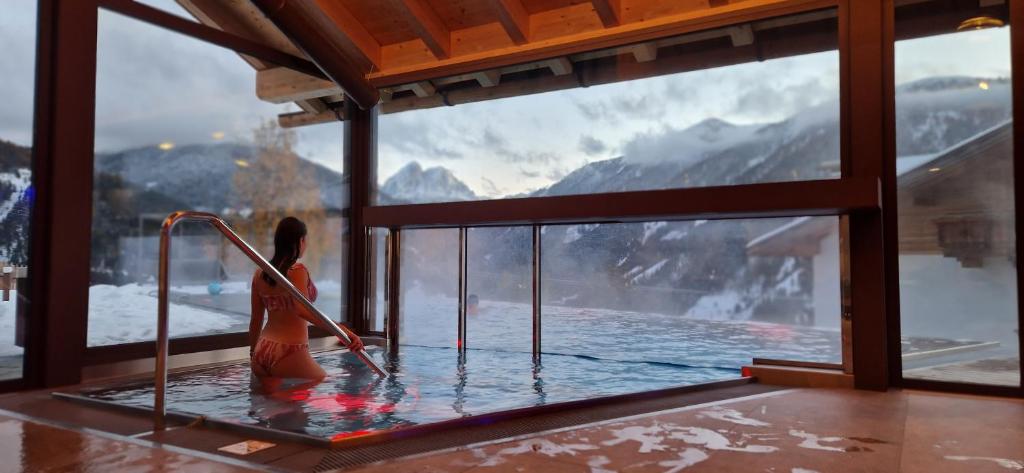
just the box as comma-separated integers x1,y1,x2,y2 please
342,333,364,353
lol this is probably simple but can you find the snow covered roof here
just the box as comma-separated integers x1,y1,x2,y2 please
747,119,1013,252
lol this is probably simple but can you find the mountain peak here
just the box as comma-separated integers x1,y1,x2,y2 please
381,161,477,204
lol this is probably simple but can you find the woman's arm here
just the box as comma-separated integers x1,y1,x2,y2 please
289,266,363,352
249,273,266,356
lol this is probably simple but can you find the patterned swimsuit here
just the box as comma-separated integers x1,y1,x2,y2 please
251,266,318,375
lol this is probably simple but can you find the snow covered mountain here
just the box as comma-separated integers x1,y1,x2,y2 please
379,161,477,204
94,142,348,213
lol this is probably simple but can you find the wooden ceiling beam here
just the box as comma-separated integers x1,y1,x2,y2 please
728,24,755,46
472,70,502,87
591,0,622,28
394,0,451,59
369,0,837,87
257,67,342,104
630,42,658,62
313,0,383,71
488,0,531,44
544,57,574,75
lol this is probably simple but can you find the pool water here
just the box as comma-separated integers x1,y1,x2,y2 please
80,346,737,440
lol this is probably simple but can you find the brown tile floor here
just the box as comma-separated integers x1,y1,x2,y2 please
347,388,1024,473
0,413,266,472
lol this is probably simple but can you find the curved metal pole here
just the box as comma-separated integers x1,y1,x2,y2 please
156,211,387,430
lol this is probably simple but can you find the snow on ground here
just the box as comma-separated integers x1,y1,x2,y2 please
171,279,342,296
87,284,237,346
0,279,348,353
0,293,24,356
0,169,31,224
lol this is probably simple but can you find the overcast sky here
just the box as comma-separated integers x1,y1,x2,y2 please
0,1,1013,197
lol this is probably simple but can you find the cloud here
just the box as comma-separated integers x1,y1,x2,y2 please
731,78,832,119
379,116,464,160
519,168,541,178
479,176,503,197
578,135,607,156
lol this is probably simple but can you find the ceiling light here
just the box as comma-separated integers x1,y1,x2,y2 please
929,167,941,173
235,159,250,168
978,81,989,90
157,142,174,151
957,16,1004,31
212,131,225,140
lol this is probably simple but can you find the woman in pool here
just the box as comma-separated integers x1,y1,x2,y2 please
249,217,363,390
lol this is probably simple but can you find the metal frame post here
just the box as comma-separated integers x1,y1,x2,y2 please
532,225,542,359
457,227,468,353
386,228,401,354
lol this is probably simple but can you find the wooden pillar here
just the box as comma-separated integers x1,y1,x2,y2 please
26,0,99,387
1012,0,1024,393
841,0,893,391
344,99,378,334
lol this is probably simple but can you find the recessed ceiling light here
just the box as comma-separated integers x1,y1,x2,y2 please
211,131,225,140
157,142,174,151
929,167,941,173
957,16,1004,31
235,159,250,168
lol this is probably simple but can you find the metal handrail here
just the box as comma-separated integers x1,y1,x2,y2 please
155,211,387,430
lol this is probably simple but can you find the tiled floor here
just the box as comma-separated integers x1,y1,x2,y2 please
348,388,1024,473
0,387,1021,472
0,413,265,472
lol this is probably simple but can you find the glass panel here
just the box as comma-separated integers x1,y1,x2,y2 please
399,229,460,348
89,11,347,346
368,228,386,334
0,0,37,381
541,217,842,369
467,227,532,353
896,5,1019,386
376,11,839,205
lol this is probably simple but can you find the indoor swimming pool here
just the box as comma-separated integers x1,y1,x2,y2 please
69,345,739,442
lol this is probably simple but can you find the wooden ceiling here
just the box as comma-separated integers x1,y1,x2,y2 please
175,0,842,126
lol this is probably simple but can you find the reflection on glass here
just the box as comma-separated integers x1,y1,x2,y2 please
89,11,346,346
0,0,37,381
399,229,459,347
376,15,839,205
541,218,842,368
467,227,532,353
896,17,1019,386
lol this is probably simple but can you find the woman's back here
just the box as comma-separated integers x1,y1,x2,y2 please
252,264,317,344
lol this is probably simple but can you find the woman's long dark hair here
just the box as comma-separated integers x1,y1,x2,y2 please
262,217,307,286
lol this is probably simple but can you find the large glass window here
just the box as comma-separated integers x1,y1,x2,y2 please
399,229,460,348
376,12,839,205
542,217,842,368
896,5,1019,387
0,0,37,381
89,6,347,347
467,227,533,353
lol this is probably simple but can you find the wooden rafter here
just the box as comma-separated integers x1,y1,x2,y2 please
395,0,451,59
488,0,530,44
313,0,383,70
591,0,622,28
